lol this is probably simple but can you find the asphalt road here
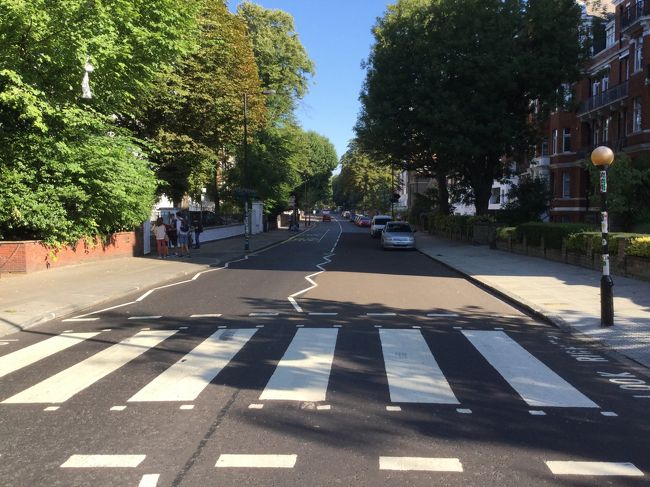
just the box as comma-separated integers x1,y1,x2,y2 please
1,216,649,486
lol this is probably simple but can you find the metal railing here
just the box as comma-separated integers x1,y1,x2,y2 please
622,0,650,29
577,81,628,115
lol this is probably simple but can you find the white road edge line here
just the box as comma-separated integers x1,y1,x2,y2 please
215,454,297,469
60,454,146,468
287,219,343,313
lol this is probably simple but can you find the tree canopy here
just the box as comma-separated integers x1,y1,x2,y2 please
355,0,586,214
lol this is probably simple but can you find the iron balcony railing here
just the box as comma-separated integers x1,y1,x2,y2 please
622,0,650,29
577,80,628,115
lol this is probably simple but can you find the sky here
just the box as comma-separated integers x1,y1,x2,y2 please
228,0,391,164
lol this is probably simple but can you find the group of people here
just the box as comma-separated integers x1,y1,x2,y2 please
152,212,203,259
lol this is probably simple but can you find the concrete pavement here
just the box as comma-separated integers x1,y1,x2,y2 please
416,233,650,369
2,224,649,370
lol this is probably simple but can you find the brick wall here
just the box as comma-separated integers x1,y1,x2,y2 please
0,231,141,275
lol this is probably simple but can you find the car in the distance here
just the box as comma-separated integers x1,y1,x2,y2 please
322,213,332,222
381,221,416,250
370,215,392,238
357,216,371,227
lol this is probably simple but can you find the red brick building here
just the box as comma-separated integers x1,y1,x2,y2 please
545,0,650,223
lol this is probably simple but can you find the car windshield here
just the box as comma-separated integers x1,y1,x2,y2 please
374,218,391,225
386,223,411,233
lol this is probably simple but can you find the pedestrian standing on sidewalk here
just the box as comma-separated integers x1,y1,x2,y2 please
178,214,191,257
193,220,203,249
152,217,168,259
168,214,178,253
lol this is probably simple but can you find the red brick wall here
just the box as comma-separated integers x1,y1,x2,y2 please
0,231,141,275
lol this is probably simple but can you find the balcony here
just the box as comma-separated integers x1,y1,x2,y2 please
621,1,650,30
577,81,628,117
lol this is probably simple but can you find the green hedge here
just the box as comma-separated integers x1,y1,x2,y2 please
429,214,494,237
565,232,647,256
515,222,596,249
627,236,650,257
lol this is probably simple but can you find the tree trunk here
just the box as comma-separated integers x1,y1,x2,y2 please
435,173,450,215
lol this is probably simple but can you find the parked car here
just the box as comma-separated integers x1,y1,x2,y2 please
357,216,371,227
381,221,415,250
342,210,350,219
322,214,332,222
370,215,392,238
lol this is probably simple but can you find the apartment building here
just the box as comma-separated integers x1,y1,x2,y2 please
546,0,649,223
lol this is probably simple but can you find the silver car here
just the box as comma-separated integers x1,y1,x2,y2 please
381,221,416,250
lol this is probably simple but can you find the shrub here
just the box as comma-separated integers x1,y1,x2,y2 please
515,222,596,249
565,232,646,256
626,236,650,258
496,227,517,241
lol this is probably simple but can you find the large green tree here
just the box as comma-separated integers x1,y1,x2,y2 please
236,2,315,123
356,0,586,214
0,0,199,243
139,0,265,207
335,143,393,213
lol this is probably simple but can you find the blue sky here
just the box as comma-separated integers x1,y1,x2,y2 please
228,0,391,163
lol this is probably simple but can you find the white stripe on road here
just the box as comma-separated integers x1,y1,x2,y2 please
61,454,146,468
260,328,338,402
189,314,222,318
379,329,459,404
545,461,644,476
0,333,99,379
62,318,100,322
128,328,257,402
367,313,396,316
426,313,460,317
138,474,160,487
3,331,176,404
308,312,338,316
215,454,297,468
128,316,162,320
249,312,279,317
379,457,463,472
462,330,598,408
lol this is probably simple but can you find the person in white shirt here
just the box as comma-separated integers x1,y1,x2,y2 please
152,217,168,258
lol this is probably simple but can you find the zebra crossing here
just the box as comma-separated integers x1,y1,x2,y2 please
0,326,601,411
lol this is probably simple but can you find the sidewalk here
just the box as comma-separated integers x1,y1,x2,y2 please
416,233,650,369
0,229,295,338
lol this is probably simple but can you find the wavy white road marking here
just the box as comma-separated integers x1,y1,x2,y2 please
287,219,343,313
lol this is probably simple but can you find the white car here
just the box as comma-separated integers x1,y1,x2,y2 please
381,221,416,250
370,215,392,238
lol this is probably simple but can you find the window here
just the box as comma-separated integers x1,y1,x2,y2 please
634,39,643,72
592,81,600,96
541,139,549,156
552,129,558,154
634,97,642,132
602,75,609,92
606,24,615,48
491,188,501,205
562,173,571,199
604,117,610,143
593,121,600,145
562,128,571,152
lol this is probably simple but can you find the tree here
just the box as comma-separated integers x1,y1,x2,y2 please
236,2,315,123
585,154,650,231
139,0,266,207
501,177,551,225
0,0,198,243
335,144,393,213
356,0,586,214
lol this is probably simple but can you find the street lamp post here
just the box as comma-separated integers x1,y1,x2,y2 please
242,89,275,251
590,146,615,327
